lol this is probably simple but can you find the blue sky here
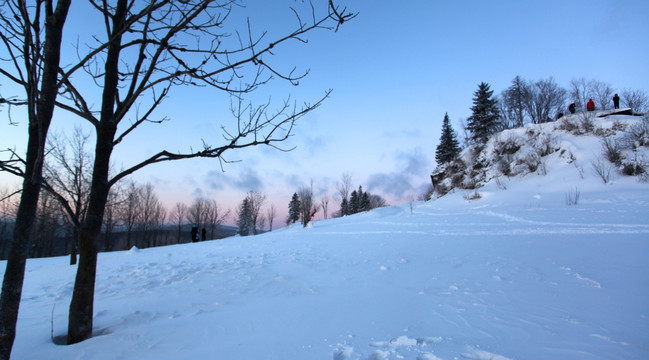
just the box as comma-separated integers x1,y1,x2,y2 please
1,0,648,225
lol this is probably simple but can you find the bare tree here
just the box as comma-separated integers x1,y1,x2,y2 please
523,77,567,123
298,183,315,227
169,202,188,243
28,191,63,258
257,215,266,233
320,193,330,220
621,89,649,113
101,188,119,252
43,127,92,265
369,193,388,209
119,182,142,250
569,78,595,112
187,197,206,231
0,1,72,356
336,172,353,215
246,190,266,235
0,188,19,259
135,183,165,248
204,199,229,239
500,75,528,128
592,80,615,111
266,204,276,231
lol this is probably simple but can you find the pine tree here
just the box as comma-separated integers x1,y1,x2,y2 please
467,82,500,144
236,198,253,236
340,197,349,216
360,191,370,212
349,190,359,214
435,112,460,165
287,192,301,224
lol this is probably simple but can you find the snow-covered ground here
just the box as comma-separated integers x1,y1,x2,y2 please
5,115,649,359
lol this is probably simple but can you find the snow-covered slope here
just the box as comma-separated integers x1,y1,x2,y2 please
5,115,649,360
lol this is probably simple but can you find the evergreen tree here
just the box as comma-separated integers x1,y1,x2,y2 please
360,191,370,212
340,197,349,216
287,192,301,224
467,82,500,144
349,190,359,214
236,198,254,236
435,112,460,165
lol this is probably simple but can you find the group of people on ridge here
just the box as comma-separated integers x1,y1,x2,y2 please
191,224,206,242
568,93,621,114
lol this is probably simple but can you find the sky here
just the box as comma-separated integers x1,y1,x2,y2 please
1,0,648,226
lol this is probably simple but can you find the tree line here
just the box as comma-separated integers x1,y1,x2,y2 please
234,175,388,236
0,180,235,261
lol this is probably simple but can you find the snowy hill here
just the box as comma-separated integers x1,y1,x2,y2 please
5,114,649,360
431,110,648,197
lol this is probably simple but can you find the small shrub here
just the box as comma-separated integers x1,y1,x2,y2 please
565,187,580,206
463,190,482,201
559,118,580,133
620,154,646,176
592,158,613,184
611,120,627,132
579,112,595,133
623,117,649,148
573,162,585,179
621,163,642,176
601,137,622,166
536,134,559,157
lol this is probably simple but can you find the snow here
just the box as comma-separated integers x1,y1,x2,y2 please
5,114,649,359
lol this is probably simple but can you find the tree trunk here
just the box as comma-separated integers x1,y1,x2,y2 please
0,177,40,359
67,124,115,344
70,229,78,265
66,219,99,344
67,0,126,343
0,1,71,358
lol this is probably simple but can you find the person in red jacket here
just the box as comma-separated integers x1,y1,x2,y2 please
586,98,595,111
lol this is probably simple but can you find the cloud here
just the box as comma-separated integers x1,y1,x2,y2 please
366,147,432,201
205,167,263,192
367,172,414,200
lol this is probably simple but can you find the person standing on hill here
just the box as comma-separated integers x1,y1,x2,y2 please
587,98,595,111
613,93,620,109
568,103,576,114
191,225,198,243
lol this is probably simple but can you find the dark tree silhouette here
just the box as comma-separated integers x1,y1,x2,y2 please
435,113,460,165
0,1,72,358
467,82,500,144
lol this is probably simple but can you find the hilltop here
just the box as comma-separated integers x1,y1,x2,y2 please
431,109,648,198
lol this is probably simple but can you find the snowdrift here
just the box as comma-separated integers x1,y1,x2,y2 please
4,114,649,359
